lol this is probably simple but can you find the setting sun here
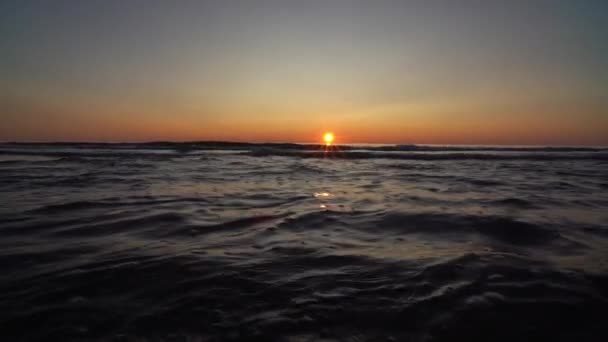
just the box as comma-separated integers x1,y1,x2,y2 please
323,132,334,145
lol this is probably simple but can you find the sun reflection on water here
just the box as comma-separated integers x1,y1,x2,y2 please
314,192,332,198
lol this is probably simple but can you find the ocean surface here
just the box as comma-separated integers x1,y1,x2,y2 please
1,142,608,341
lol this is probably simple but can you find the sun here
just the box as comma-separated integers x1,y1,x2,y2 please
323,132,334,145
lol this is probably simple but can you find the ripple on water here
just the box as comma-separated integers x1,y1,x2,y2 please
0,145,607,340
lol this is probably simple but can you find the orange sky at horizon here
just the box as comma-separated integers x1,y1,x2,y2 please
3,105,607,146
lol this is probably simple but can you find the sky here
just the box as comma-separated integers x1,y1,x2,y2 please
1,0,607,145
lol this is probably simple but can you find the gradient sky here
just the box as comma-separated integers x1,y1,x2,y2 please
1,0,607,145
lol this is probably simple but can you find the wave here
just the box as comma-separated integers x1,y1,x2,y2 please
488,198,538,209
2,142,607,162
28,196,212,214
244,150,608,160
269,210,587,252
2,247,606,341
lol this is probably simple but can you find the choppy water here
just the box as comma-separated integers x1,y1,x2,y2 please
1,143,608,341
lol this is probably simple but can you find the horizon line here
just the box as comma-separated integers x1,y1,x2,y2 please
1,140,607,148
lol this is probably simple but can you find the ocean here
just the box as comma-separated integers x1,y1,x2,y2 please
1,142,607,341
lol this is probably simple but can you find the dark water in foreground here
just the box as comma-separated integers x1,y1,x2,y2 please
1,143,608,341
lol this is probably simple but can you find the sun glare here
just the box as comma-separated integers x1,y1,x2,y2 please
323,132,334,145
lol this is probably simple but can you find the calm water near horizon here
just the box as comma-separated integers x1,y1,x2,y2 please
1,143,607,341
